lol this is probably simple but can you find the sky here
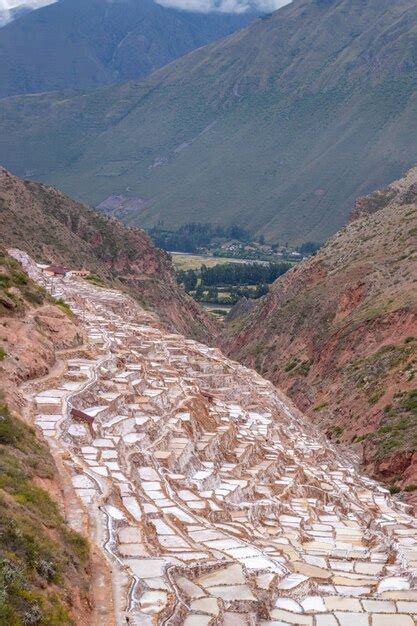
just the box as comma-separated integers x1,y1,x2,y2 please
0,0,292,20
0,0,54,10
0,0,54,24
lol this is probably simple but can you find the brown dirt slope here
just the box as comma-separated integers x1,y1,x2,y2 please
0,166,217,342
0,245,83,410
222,168,417,495
0,246,93,625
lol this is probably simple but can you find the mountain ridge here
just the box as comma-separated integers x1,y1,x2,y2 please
0,0,253,98
1,0,417,242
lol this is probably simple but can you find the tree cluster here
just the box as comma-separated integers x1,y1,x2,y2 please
297,241,322,255
198,261,291,286
149,222,250,252
177,261,291,304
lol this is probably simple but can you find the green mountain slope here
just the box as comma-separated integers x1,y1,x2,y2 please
0,0,253,98
1,0,417,243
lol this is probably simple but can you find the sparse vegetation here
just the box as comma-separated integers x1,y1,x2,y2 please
297,360,311,376
368,389,385,405
3,2,416,250
313,402,329,412
85,273,106,287
209,309,229,318
0,397,89,625
282,357,311,377
364,388,417,459
389,485,401,495
52,298,73,317
0,247,46,316
401,389,417,412
284,358,300,373
353,433,370,443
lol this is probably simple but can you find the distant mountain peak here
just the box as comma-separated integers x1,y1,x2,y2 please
0,0,254,95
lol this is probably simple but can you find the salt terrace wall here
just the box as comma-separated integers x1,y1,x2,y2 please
11,248,417,626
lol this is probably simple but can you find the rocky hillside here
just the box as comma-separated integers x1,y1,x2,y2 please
222,168,417,495
0,0,252,98
0,167,217,341
0,246,92,625
1,0,417,243
0,243,83,409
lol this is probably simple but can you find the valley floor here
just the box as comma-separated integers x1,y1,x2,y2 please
11,249,417,626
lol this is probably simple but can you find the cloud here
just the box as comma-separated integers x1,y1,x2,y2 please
0,0,56,25
0,0,291,24
0,0,54,8
156,0,291,12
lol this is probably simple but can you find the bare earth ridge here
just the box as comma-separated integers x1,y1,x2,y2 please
11,248,417,626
